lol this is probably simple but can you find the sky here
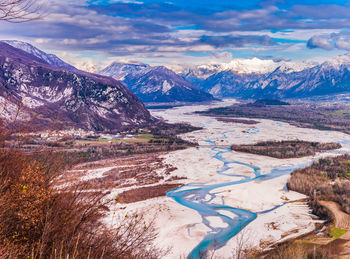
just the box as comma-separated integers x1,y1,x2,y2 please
1,0,350,71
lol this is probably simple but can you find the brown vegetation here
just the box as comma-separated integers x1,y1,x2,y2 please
266,241,340,259
215,117,260,125
117,184,182,203
231,140,341,159
288,154,350,216
0,147,166,258
0,111,169,258
0,99,197,257
15,122,199,172
59,151,180,191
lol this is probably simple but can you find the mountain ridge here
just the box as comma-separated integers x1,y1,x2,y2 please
2,40,76,70
100,62,215,103
182,53,350,99
0,42,153,132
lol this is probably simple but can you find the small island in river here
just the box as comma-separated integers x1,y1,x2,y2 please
231,140,341,159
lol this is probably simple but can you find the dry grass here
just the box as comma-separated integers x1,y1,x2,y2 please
59,152,179,191
117,184,182,204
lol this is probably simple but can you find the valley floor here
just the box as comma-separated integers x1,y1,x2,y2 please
66,99,350,258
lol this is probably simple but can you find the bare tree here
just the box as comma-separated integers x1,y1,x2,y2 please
0,0,42,22
231,227,259,259
272,242,309,259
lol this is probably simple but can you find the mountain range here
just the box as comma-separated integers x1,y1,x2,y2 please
99,63,215,103
4,39,350,111
0,41,153,132
181,55,350,99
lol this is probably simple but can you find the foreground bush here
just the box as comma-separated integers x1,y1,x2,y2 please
0,148,162,258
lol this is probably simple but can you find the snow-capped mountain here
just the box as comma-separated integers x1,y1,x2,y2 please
200,71,260,97
2,40,76,70
100,62,151,81
321,53,350,70
222,58,314,74
222,58,279,74
100,62,215,102
182,54,350,99
0,42,153,132
256,54,350,98
181,58,315,81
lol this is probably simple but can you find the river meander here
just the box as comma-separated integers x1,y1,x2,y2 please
149,99,350,258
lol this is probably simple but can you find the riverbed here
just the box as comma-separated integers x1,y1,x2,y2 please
113,99,350,258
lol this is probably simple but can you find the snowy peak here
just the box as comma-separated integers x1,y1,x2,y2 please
2,40,76,70
190,52,350,99
184,58,316,77
100,62,151,81
221,58,314,74
322,53,350,70
100,62,215,102
181,64,222,80
222,57,277,74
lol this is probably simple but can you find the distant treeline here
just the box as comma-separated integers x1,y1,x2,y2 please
231,140,341,159
199,102,350,134
215,117,259,125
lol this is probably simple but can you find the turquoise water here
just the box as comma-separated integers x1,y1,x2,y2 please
166,127,307,258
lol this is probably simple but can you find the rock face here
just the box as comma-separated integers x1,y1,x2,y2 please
0,42,153,132
182,55,350,99
100,62,215,103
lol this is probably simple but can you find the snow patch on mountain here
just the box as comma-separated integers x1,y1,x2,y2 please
2,40,76,70
181,58,316,80
162,80,173,94
99,62,215,102
322,53,350,69
100,62,151,80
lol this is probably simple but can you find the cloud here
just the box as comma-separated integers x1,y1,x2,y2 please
272,56,291,62
3,0,350,65
335,38,350,51
210,52,232,62
88,2,350,33
199,34,275,48
307,31,350,51
307,35,334,50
